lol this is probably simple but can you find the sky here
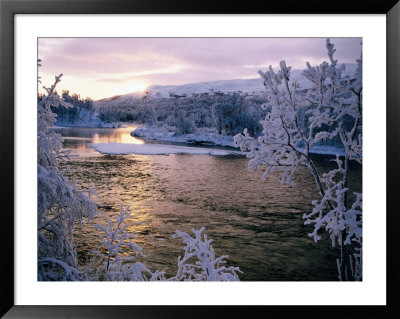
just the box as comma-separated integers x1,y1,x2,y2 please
38,38,362,100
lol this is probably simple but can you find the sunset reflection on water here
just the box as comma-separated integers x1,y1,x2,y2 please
91,130,144,145
52,125,144,155
56,126,362,281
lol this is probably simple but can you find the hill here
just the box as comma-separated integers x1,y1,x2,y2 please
96,63,357,103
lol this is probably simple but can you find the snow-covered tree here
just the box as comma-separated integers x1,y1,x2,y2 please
234,39,362,281
38,63,241,282
175,110,196,134
95,90,265,137
38,65,98,280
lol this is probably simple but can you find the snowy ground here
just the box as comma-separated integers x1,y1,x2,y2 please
130,125,346,156
57,123,346,157
89,142,244,156
98,63,357,101
131,125,236,147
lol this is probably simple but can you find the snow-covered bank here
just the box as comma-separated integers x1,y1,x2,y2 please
131,126,236,147
131,126,347,156
89,142,244,156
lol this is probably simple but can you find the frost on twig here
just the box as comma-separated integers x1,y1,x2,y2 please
234,39,362,281
37,61,242,282
38,63,98,281
91,204,166,281
170,227,241,281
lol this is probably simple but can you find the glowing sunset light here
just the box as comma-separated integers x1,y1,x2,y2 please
110,81,149,97
91,129,145,145
38,37,362,100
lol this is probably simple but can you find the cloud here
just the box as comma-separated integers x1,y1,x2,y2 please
38,37,362,99
96,77,126,83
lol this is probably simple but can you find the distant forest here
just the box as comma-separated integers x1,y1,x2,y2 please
39,88,354,149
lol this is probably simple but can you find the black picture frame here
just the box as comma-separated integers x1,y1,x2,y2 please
1,0,399,318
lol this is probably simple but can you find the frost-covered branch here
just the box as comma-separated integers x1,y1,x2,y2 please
235,39,362,281
91,204,166,281
37,61,241,282
91,206,240,281
38,64,98,281
169,227,241,281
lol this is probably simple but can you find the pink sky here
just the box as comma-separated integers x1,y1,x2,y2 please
38,38,362,100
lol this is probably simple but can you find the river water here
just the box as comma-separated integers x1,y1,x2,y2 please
54,125,362,281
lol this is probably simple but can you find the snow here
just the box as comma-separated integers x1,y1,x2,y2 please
132,126,348,156
89,142,244,156
96,63,357,102
131,126,236,147
234,39,363,281
147,78,268,98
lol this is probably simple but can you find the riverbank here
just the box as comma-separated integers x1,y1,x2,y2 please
54,122,346,157
131,125,236,148
89,142,244,156
131,125,346,156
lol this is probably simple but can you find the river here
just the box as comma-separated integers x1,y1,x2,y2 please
53,125,362,281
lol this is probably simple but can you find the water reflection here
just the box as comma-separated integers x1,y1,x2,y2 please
52,125,144,155
56,126,362,281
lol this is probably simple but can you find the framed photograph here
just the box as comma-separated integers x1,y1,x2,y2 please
1,0,399,318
